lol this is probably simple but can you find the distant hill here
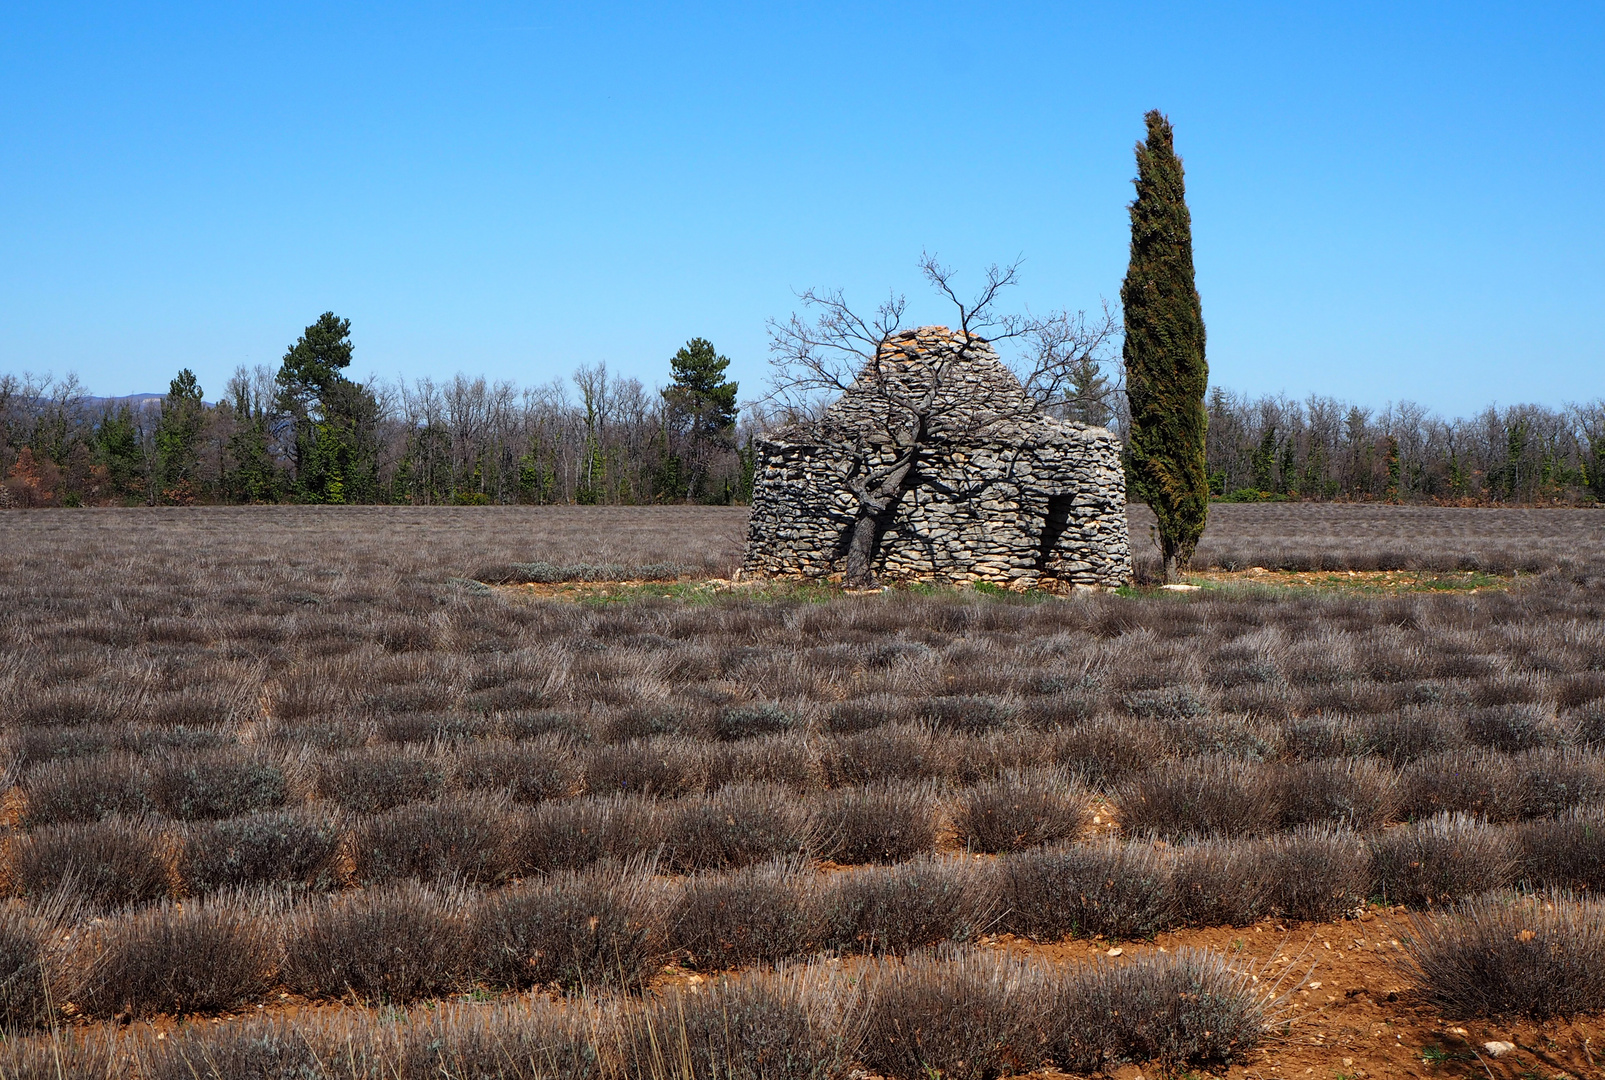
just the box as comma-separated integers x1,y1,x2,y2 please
82,393,172,410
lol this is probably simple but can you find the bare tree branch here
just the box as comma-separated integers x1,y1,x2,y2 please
1019,300,1124,425
918,253,1033,346
760,255,1069,585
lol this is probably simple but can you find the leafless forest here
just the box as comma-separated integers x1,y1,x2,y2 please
5,365,1604,509
1,504,1604,1078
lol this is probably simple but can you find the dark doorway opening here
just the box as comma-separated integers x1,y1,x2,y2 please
1037,494,1074,571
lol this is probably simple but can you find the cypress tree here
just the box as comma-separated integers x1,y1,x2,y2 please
1121,110,1209,583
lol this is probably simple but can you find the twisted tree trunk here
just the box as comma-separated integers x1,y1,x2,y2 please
842,451,918,587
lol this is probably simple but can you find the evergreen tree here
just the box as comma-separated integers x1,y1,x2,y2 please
1121,110,1209,582
649,422,685,501
736,433,758,503
277,312,348,493
1278,439,1296,494
275,312,380,503
278,312,354,404
1505,418,1529,501
516,441,553,504
664,338,739,438
1064,354,1114,427
155,369,206,502
298,376,381,504
96,405,145,501
661,338,738,501
1251,427,1277,493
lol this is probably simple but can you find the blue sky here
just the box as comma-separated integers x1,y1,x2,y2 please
1,1,1600,415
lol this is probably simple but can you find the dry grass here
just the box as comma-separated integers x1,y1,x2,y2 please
859,948,1042,1080
818,857,990,955
0,892,75,1031
616,962,860,1080
279,881,469,1003
6,819,172,909
0,945,1268,1078
1368,812,1520,907
669,860,821,970
815,783,940,864
994,842,1175,941
177,807,344,894
468,861,667,992
953,768,1090,853
69,893,278,1019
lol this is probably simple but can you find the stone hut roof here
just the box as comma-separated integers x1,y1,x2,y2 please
807,325,1062,446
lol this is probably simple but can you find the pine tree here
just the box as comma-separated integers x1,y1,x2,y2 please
665,339,739,436
277,312,349,497
662,338,738,501
277,312,354,403
275,313,380,503
1252,427,1277,493
155,369,206,502
96,405,146,501
1121,110,1209,582
1065,354,1114,427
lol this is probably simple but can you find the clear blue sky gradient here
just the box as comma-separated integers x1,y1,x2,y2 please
2,2,1600,415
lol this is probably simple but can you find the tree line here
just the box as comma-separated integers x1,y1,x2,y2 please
0,316,748,508
2,338,1601,511
1074,382,1605,508
1201,389,1605,505
3,109,1602,519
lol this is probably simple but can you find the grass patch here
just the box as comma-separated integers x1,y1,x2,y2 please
1181,569,1513,594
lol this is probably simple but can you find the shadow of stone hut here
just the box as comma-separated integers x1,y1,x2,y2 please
743,326,1132,588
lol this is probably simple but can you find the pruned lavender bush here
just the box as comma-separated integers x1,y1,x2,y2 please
1405,889,1605,1019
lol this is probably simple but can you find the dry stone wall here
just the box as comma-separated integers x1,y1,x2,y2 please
743,327,1132,588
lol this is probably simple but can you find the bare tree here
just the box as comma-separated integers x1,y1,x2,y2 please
572,362,612,502
765,255,1111,586
1019,300,1123,425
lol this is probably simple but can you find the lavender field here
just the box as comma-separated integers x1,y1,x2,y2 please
0,503,1602,1078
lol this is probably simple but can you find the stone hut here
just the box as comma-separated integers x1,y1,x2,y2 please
742,326,1132,588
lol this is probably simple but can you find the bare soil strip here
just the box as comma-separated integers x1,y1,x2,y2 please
997,912,1602,1079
